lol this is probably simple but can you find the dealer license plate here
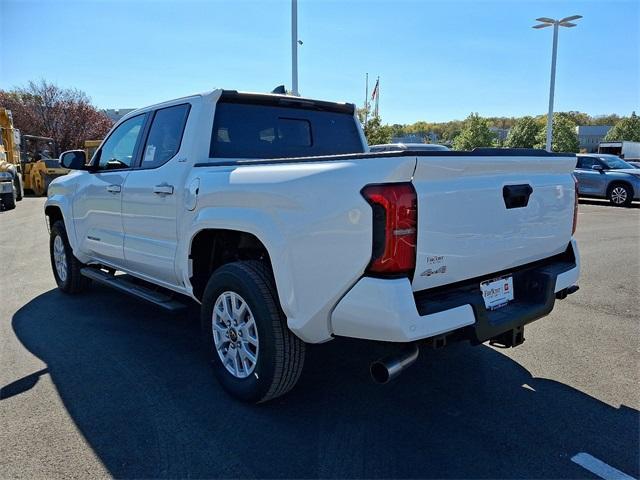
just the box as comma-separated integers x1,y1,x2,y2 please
480,276,514,310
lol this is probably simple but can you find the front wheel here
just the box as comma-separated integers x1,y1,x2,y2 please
201,261,305,403
0,192,16,211
608,183,633,207
14,175,23,201
49,220,91,293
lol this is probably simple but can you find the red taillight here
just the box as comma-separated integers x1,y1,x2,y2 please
572,174,579,235
362,183,417,275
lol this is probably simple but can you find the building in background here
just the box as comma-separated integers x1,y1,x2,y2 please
576,125,612,153
102,108,136,123
489,127,510,142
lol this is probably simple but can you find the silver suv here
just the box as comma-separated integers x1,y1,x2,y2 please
574,154,640,207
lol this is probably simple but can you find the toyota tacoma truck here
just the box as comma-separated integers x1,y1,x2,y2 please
45,89,580,402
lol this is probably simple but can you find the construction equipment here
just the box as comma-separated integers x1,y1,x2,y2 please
20,135,69,195
0,107,72,196
0,108,23,203
84,139,102,162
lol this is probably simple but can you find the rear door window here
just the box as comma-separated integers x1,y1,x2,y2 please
210,102,363,159
577,157,596,169
140,104,190,168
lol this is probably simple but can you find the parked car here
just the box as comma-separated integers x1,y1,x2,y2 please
574,154,640,206
45,89,580,403
370,142,449,152
627,161,640,169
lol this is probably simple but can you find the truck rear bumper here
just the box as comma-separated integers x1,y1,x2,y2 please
331,239,579,343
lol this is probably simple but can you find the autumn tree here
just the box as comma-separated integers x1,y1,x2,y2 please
0,80,113,153
535,113,580,152
603,112,640,142
452,113,495,150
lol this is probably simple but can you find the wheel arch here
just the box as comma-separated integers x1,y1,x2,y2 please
188,228,278,302
44,197,78,251
44,204,64,228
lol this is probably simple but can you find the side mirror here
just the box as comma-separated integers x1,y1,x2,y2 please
591,164,604,172
60,150,87,170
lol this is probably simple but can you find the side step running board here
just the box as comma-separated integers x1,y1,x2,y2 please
80,267,187,312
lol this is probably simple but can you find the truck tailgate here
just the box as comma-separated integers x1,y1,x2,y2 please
411,153,576,292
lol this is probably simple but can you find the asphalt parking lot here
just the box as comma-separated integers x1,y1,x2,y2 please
0,197,638,479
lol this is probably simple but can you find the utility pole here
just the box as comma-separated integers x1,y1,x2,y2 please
533,15,582,151
291,0,299,96
545,22,559,152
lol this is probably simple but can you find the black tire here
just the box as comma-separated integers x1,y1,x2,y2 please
608,183,633,207
49,220,91,294
201,260,305,403
0,192,15,210
14,175,23,201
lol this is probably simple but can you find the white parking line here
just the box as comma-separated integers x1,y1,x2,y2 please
571,452,636,480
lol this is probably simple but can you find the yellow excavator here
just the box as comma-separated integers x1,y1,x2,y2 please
0,108,70,197
84,139,102,162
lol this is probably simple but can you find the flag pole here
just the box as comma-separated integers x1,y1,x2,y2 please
364,73,369,128
375,76,380,117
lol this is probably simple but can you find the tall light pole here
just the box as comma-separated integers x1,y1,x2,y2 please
291,0,299,96
533,15,582,151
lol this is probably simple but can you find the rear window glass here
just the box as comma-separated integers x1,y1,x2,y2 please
210,102,364,159
141,103,190,168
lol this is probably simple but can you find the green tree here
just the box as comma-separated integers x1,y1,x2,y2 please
363,115,393,145
390,123,406,138
603,112,640,142
534,113,579,152
357,105,393,145
504,116,539,148
591,114,622,126
561,111,591,127
452,113,495,150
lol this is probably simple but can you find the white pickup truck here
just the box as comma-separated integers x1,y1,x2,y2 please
45,90,580,402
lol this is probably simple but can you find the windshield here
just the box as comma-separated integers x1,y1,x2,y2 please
600,156,633,169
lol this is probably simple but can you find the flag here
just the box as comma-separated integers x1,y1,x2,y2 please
371,78,379,101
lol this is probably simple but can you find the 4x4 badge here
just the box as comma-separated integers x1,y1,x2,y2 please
421,265,447,277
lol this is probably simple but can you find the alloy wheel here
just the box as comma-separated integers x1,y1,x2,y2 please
53,235,68,282
611,186,628,205
212,291,259,378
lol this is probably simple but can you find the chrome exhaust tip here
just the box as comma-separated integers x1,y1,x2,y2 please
370,344,420,384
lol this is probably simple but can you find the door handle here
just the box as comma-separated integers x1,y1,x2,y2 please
106,185,121,193
503,184,533,209
153,184,174,195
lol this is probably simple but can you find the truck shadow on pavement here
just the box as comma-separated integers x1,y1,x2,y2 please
8,286,640,479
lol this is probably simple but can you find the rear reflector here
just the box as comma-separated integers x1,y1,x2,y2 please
362,183,417,275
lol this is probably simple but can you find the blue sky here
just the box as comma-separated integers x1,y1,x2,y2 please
1,0,638,124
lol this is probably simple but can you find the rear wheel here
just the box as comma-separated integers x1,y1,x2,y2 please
50,220,91,293
608,183,633,207
201,261,305,403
